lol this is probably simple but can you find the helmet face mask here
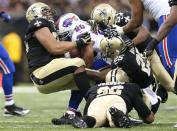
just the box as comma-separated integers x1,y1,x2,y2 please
26,2,54,23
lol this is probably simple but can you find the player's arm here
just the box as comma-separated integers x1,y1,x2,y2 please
123,0,144,33
35,27,90,55
86,67,110,81
132,26,150,45
144,4,177,56
133,94,155,124
155,6,177,42
81,44,94,68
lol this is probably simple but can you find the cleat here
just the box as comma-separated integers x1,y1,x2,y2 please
4,104,30,117
51,111,81,125
72,117,88,128
109,106,131,128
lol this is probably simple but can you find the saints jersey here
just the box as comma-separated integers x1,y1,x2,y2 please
25,18,62,73
84,82,151,119
169,0,177,6
111,48,155,88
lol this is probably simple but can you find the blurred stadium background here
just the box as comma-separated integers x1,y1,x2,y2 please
0,0,176,130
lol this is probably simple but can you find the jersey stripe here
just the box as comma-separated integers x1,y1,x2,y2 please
0,58,10,74
162,15,172,67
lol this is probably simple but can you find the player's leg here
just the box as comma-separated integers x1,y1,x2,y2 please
31,57,90,94
52,57,109,125
149,50,175,92
106,95,130,128
52,90,83,125
0,44,29,116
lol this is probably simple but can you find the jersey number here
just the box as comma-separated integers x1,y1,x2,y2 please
97,85,123,97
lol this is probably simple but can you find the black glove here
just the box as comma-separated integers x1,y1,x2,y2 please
144,38,159,57
0,11,11,22
87,19,98,33
103,25,120,38
121,34,134,48
76,32,91,48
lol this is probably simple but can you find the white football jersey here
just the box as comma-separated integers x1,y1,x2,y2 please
71,20,111,64
141,0,170,21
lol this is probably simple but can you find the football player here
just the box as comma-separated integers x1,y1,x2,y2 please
90,4,162,113
25,2,92,120
72,81,155,128
98,0,177,94
91,3,177,97
145,0,177,56
0,11,30,116
52,13,111,125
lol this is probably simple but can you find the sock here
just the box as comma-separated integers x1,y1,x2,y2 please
74,71,91,97
2,73,14,106
68,90,83,110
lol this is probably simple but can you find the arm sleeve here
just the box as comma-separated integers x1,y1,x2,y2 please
27,18,51,34
133,95,151,120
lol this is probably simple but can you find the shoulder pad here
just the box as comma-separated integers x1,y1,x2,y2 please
26,18,52,34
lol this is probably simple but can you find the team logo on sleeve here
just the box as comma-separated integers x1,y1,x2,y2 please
34,20,42,27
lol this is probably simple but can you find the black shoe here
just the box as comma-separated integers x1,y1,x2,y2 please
4,104,30,117
109,107,131,128
72,117,88,128
157,85,168,103
51,111,81,125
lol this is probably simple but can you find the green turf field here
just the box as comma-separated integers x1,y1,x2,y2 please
0,87,177,131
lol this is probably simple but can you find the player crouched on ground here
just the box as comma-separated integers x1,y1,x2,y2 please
72,81,155,128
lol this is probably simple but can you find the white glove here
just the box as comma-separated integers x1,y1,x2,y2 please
112,24,124,35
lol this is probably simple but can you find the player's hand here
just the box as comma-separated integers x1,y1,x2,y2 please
120,34,134,48
87,19,98,33
143,38,159,57
76,32,91,48
0,11,11,22
103,25,120,38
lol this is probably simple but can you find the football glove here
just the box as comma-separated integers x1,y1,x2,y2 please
121,34,134,49
0,11,11,22
144,38,159,57
87,19,98,33
103,25,120,38
76,32,91,48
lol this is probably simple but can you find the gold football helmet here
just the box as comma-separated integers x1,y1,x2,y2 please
91,3,116,26
100,36,126,58
26,2,54,23
105,68,130,83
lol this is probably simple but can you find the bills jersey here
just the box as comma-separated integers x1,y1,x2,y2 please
111,47,154,88
25,18,61,73
71,20,111,68
141,0,170,21
84,82,151,119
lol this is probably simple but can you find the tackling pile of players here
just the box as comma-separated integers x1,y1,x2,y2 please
24,0,177,128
